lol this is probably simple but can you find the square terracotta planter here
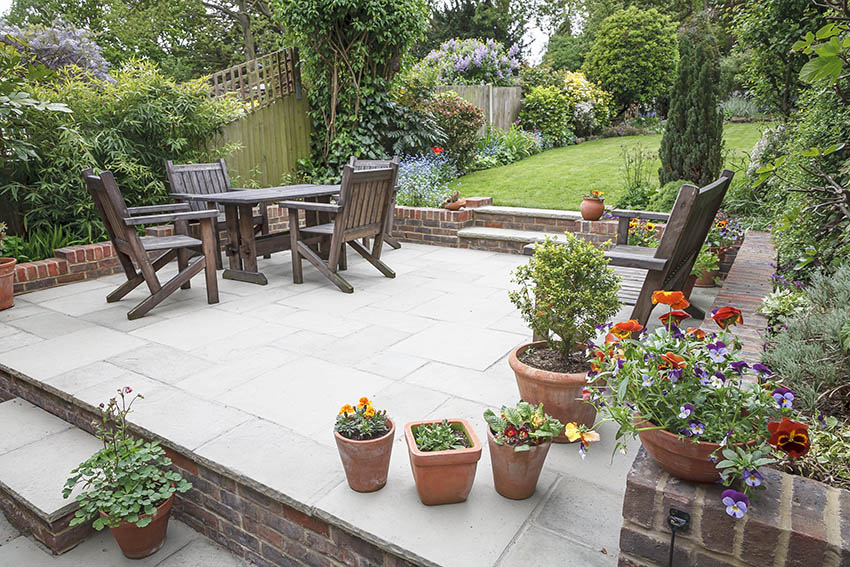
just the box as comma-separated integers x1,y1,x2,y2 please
404,419,482,505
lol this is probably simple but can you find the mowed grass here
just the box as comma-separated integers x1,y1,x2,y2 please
454,122,768,210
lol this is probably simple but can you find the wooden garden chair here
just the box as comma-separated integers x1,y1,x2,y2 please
165,159,270,269
82,169,220,320
604,170,735,325
279,163,399,293
349,156,402,250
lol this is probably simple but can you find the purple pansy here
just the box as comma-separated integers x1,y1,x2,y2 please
719,429,734,447
679,404,695,419
731,361,750,375
743,468,764,488
642,374,653,387
771,388,794,409
669,368,683,383
721,489,749,518
707,341,728,363
688,420,705,436
752,363,772,376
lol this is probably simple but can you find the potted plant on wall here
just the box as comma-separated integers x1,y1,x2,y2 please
692,245,720,288
0,223,16,311
508,233,621,441
582,293,815,518
334,397,394,493
483,402,563,499
580,190,605,220
63,387,191,558
404,418,481,505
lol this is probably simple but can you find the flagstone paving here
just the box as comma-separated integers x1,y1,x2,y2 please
0,243,718,567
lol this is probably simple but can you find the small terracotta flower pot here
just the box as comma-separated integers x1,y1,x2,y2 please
0,257,17,311
404,419,482,505
694,268,719,288
509,342,596,443
580,198,604,221
487,428,550,500
101,494,173,559
444,198,467,211
334,419,395,493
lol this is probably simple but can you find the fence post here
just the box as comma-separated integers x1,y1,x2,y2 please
488,84,494,126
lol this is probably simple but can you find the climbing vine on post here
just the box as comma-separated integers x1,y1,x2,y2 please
272,0,428,179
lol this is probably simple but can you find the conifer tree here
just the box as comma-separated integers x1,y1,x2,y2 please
659,17,724,187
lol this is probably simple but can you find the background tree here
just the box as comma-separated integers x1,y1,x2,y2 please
582,6,678,113
542,32,585,71
659,17,724,187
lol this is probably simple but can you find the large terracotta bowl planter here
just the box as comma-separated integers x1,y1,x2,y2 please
0,257,16,311
101,494,173,559
487,428,550,500
509,342,596,443
404,419,482,505
580,198,604,221
334,419,395,493
637,418,729,484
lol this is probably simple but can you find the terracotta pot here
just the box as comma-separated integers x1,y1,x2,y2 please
334,419,395,493
0,257,16,311
404,419,482,505
101,494,173,559
682,274,697,299
487,428,550,500
444,199,467,211
580,198,604,221
694,268,719,288
508,342,596,443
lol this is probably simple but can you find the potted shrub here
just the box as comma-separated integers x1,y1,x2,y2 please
404,419,481,505
0,222,16,311
483,402,563,499
334,397,394,493
63,387,191,558
692,245,720,288
582,292,815,518
508,233,621,440
580,189,605,220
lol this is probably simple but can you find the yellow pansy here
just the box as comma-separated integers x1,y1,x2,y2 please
564,422,582,443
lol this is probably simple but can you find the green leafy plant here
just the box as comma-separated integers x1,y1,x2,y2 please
519,85,574,148
425,91,484,171
63,387,191,530
469,124,544,171
1,225,86,262
756,288,808,325
335,397,391,441
484,402,563,452
614,143,657,209
648,179,692,213
720,95,763,121
691,246,720,277
0,222,7,250
509,232,621,360
413,420,469,452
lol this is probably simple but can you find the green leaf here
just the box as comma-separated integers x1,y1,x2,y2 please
800,56,843,84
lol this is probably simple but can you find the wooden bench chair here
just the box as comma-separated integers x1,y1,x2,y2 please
82,169,220,320
604,170,735,325
280,163,399,293
349,156,402,250
165,159,270,269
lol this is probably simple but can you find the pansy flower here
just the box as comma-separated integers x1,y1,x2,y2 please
582,388,591,401
668,368,683,383
641,374,653,387
686,327,707,340
742,468,763,488
752,363,772,376
771,388,794,409
707,341,728,363
719,429,734,447
660,310,691,326
611,320,644,340
659,352,687,369
338,404,355,415
712,306,743,329
652,290,690,310
768,418,810,458
688,420,705,436
731,361,750,375
721,489,749,518
678,403,694,419
709,372,726,388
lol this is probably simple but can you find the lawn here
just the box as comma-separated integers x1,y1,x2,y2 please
454,122,769,210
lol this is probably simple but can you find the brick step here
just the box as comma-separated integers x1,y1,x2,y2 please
471,205,582,233
0,399,98,554
457,226,569,253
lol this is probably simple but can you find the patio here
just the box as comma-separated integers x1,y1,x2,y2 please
0,243,717,567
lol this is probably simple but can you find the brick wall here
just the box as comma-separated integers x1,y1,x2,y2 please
0,369,422,567
392,206,476,247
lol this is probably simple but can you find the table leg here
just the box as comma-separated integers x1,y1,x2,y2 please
224,204,241,271
222,203,268,285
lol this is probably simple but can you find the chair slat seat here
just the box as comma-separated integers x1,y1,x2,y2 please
299,222,336,235
141,235,203,251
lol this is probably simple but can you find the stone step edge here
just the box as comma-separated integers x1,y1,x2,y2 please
472,205,583,221
457,226,568,243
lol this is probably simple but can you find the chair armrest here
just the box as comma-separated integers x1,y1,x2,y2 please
127,203,191,214
605,249,669,271
278,200,342,214
123,210,218,226
609,209,670,221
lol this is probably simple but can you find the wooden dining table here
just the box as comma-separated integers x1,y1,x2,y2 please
171,184,340,285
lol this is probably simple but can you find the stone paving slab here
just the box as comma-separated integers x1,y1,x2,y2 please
0,399,72,456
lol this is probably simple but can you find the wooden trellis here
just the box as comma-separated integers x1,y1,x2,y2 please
209,48,302,109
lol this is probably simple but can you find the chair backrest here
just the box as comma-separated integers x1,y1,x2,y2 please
654,169,735,286
81,169,146,274
349,156,401,186
337,163,399,240
165,159,232,214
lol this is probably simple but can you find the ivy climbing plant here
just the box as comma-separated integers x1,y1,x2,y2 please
273,0,429,179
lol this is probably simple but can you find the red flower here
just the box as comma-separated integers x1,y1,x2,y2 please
652,290,690,310
505,424,518,438
768,417,810,458
432,147,444,154
659,352,687,369
660,310,691,326
686,327,707,340
712,306,743,329
611,320,644,340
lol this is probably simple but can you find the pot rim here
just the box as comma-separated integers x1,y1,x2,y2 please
404,418,482,458
582,197,604,202
508,341,590,385
334,418,395,446
486,425,552,452
99,492,174,528
635,415,751,450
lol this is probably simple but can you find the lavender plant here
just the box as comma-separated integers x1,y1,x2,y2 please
415,38,520,86
0,21,110,80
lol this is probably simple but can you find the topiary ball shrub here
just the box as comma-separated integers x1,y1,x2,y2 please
648,179,694,212
519,85,575,148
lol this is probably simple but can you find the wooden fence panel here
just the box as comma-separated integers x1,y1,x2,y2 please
438,85,523,130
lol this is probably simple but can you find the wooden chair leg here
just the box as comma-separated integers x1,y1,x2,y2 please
200,218,219,304
338,243,348,271
107,250,176,303
214,230,224,270
348,240,395,279
296,241,353,293
177,249,191,290
288,209,303,284
260,204,271,259
630,272,665,327
383,234,402,249
127,258,205,320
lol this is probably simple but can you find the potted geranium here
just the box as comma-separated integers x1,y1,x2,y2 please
63,387,191,558
483,402,563,499
404,418,481,505
508,233,621,440
0,222,16,311
580,189,605,220
334,397,394,493
582,291,813,518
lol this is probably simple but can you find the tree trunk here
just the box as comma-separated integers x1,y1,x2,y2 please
238,0,255,61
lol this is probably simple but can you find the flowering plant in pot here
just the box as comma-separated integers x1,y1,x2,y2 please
0,222,16,311
63,387,191,558
692,245,720,288
483,401,563,499
404,418,482,505
508,233,621,440
334,397,394,493
580,189,605,220
582,291,814,518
